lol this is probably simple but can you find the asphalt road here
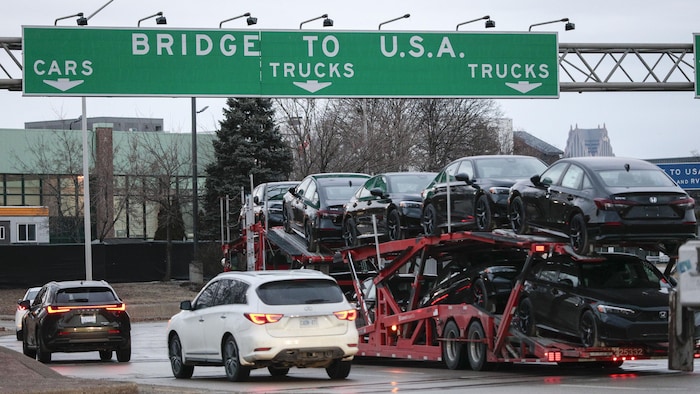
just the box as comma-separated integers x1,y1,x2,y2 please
2,320,700,393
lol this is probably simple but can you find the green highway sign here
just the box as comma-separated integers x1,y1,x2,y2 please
695,33,700,98
23,26,559,98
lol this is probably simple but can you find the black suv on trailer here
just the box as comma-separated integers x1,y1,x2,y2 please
21,280,131,363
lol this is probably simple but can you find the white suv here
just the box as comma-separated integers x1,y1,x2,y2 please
167,269,359,381
14,286,41,341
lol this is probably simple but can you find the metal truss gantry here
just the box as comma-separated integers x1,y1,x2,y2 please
0,38,696,92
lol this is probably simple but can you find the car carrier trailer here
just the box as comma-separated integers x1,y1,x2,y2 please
337,230,700,371
230,217,699,371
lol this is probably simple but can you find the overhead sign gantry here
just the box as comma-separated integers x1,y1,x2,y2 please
22,27,559,98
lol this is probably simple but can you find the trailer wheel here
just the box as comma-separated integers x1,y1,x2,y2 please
466,321,492,371
442,321,468,370
579,310,601,347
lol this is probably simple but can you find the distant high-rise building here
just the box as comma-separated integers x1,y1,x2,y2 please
564,124,615,157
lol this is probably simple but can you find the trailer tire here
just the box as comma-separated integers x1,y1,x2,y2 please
442,321,468,370
466,321,492,371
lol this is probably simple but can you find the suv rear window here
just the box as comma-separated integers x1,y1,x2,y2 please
256,279,344,305
55,287,118,304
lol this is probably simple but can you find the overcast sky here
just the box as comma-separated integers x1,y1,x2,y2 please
1,0,698,160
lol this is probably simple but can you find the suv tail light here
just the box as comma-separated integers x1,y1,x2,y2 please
245,313,283,325
46,303,126,314
334,309,357,321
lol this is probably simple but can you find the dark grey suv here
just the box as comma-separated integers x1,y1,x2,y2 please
21,280,131,363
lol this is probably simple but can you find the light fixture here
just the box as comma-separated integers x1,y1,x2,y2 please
529,17,575,32
300,14,333,29
220,12,258,28
54,12,86,26
138,12,167,27
378,14,410,30
456,15,495,31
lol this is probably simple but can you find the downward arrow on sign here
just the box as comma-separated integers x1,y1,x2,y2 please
505,81,542,94
293,80,332,93
43,78,85,92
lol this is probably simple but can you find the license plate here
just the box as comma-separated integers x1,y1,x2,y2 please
80,315,96,324
643,206,660,217
612,347,645,357
300,317,318,328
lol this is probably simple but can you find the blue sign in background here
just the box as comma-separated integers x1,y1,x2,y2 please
656,163,700,190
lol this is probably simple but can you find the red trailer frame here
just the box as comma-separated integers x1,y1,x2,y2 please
340,231,691,370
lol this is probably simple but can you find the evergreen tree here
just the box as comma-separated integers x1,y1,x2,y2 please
154,195,186,241
200,98,293,240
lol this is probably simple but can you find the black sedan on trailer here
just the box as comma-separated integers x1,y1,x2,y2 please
516,252,675,348
239,181,299,229
421,155,547,235
342,172,436,246
508,156,697,255
283,172,370,252
419,249,527,313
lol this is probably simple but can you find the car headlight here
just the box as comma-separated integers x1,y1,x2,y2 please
596,304,636,316
399,201,421,209
488,187,510,195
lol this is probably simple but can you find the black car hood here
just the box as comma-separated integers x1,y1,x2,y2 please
580,286,670,308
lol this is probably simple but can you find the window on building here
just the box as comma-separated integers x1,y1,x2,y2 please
0,226,5,240
18,223,37,242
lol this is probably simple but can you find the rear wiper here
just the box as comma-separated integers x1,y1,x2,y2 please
305,299,328,304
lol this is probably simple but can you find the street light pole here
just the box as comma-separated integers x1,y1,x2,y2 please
191,98,208,283
529,18,575,31
299,14,334,29
56,0,114,280
456,15,495,31
378,14,410,30
137,12,167,27
219,12,258,28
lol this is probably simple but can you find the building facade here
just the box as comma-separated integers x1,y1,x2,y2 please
0,124,214,243
564,124,615,157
